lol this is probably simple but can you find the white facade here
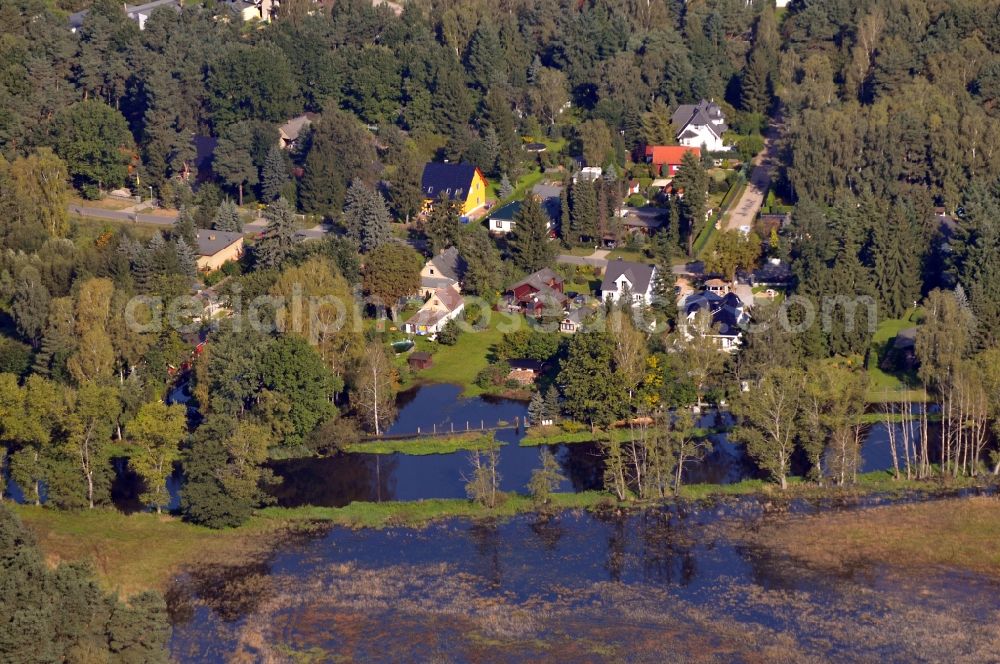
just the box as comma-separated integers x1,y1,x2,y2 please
601,263,657,305
490,217,515,234
677,123,727,152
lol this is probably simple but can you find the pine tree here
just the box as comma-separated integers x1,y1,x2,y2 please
342,180,391,253
569,179,597,245
132,243,155,292
260,143,288,203
528,390,545,425
33,297,76,377
174,205,197,246
672,151,708,255
423,193,462,254
175,238,197,277
559,180,570,243
499,174,514,200
212,199,243,232
527,54,542,85
543,385,560,422
482,126,501,176
146,232,170,276
510,195,555,272
871,204,921,318
180,415,255,528
255,197,297,269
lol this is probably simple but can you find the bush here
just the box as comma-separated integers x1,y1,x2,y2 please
0,337,32,376
475,362,510,388
626,193,646,207
437,319,460,345
560,420,586,433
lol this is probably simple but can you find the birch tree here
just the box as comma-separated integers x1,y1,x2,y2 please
732,366,803,489
127,401,187,513
64,382,121,509
352,344,396,436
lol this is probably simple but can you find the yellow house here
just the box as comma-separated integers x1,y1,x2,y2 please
195,230,244,272
420,162,488,216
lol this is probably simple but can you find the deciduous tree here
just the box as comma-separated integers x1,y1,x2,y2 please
127,400,186,513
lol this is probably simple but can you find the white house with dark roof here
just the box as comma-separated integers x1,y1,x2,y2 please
404,286,465,336
671,100,728,152
600,259,657,305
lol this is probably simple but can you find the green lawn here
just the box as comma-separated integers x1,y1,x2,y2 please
14,504,286,597
344,432,502,455
866,309,927,402
487,168,546,204
604,248,649,263
400,311,530,396
69,215,160,244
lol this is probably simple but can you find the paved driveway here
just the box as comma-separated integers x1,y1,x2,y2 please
723,142,773,233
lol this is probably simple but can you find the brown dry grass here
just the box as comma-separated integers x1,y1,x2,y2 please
754,496,1000,577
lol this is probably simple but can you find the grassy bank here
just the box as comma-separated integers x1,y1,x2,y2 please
755,495,1000,577
520,424,720,446
520,426,633,446
14,472,988,598
344,432,502,455
13,504,288,597
258,491,609,528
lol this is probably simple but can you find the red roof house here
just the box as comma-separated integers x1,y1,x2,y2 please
643,145,701,176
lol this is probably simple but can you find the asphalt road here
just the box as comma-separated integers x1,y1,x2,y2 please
70,205,331,240
69,205,178,227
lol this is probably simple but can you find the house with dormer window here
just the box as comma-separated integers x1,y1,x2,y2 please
420,162,488,217
600,259,657,305
671,100,728,152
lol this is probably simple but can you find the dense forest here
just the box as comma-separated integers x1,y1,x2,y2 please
0,0,999,550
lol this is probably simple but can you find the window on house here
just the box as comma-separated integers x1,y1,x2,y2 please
495,221,501,228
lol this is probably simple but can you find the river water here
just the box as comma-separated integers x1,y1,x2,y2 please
167,492,1000,661
2,383,929,510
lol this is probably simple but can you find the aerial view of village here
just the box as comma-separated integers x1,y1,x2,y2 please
4,0,1000,661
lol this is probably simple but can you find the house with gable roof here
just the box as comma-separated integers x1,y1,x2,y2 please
600,259,657,305
420,162,488,217
642,145,702,177
681,290,750,352
419,247,465,297
403,286,465,336
671,100,728,152
278,113,316,150
505,268,568,315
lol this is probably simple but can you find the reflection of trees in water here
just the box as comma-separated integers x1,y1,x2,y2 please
529,515,565,551
589,509,699,584
268,454,398,507
636,509,697,586
167,558,274,624
469,522,503,588
110,458,184,514
556,443,604,491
